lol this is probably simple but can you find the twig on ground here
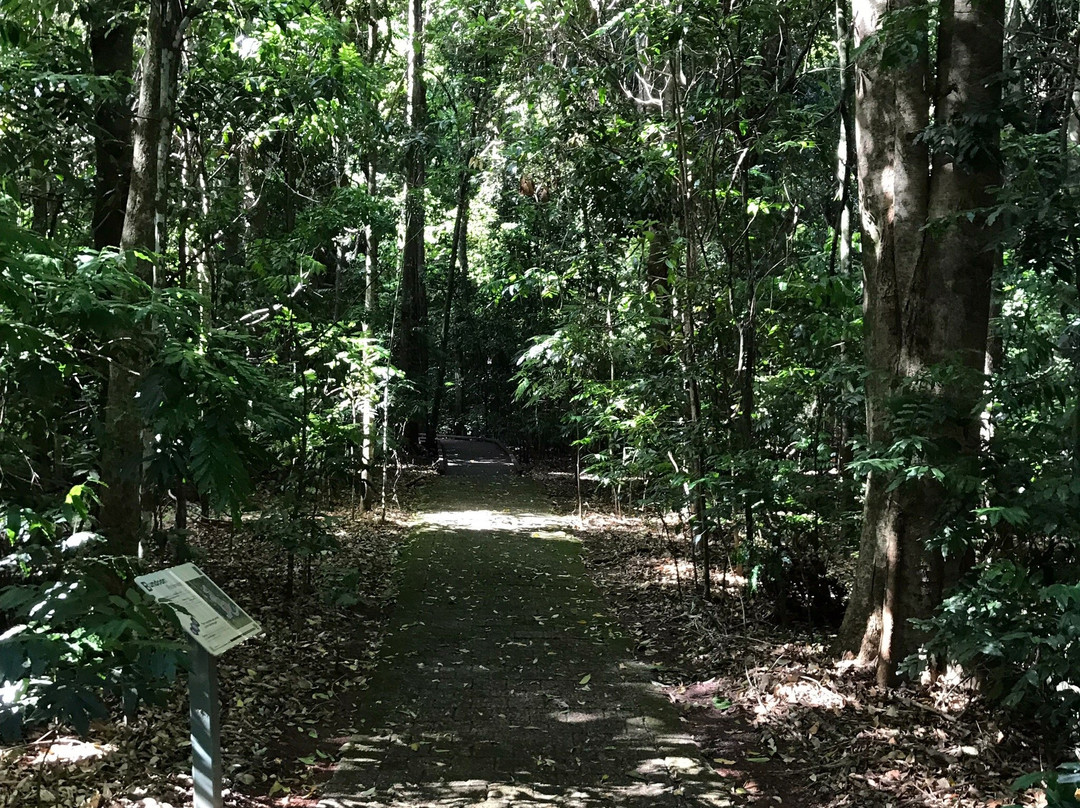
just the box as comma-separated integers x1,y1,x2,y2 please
894,694,958,723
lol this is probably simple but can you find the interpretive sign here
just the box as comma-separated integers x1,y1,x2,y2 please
136,563,261,655
136,564,261,808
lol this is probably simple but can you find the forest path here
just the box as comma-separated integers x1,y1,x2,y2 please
319,439,728,807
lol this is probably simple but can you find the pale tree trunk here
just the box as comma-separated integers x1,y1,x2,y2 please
123,0,164,275
154,0,188,254
396,0,429,450
671,51,711,599
100,0,165,554
830,0,855,277
831,0,858,524
360,158,379,508
1069,30,1080,150
186,130,214,334
839,0,1003,685
360,157,379,509
736,163,758,576
359,0,381,510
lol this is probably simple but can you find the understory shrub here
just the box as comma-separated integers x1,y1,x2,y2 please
903,559,1080,734
0,491,185,739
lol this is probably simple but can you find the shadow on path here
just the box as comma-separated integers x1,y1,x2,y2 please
320,440,728,807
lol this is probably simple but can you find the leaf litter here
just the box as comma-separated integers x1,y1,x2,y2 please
546,473,1057,808
3,460,1063,808
0,493,413,808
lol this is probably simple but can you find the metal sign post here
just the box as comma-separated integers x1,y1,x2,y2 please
190,641,223,808
136,564,262,808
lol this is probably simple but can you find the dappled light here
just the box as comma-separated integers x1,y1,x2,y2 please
418,509,577,535
322,775,733,807
27,738,116,766
318,441,732,807
752,672,849,715
0,0,1071,803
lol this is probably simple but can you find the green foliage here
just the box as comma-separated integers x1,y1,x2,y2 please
0,493,184,739
1009,763,1080,808
321,566,362,608
252,508,337,558
142,335,287,517
903,561,1080,731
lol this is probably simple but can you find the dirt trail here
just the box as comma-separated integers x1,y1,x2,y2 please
319,439,727,807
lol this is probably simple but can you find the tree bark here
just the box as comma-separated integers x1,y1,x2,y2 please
429,167,470,445
86,2,136,251
358,0,382,510
830,0,855,277
671,51,710,599
396,0,429,450
154,0,185,255
99,0,165,555
839,0,1004,685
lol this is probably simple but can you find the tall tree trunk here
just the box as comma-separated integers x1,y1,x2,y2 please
154,0,185,255
360,158,379,510
830,0,855,277
396,0,429,450
1069,30,1080,150
672,52,710,599
186,131,213,334
830,0,858,514
736,164,758,573
99,0,165,554
359,0,381,510
839,0,1004,685
86,2,135,251
429,167,470,445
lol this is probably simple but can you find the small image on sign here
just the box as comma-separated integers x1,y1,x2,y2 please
186,575,254,631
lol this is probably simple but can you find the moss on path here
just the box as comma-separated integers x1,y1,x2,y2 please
320,440,728,807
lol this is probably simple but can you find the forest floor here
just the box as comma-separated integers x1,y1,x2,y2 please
0,442,1058,808
319,438,728,807
557,478,1053,808
0,474,422,808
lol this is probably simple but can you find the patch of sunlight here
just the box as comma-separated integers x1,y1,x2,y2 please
549,709,602,724
448,456,507,466
323,773,733,807
636,755,706,777
29,738,116,765
533,469,601,482
653,558,697,585
753,677,848,716
530,529,574,542
420,510,577,535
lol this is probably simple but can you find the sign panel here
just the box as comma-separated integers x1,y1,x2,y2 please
136,563,261,656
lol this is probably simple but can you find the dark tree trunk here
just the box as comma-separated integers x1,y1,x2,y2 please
396,0,429,450
359,0,382,510
429,167,471,445
100,0,165,555
86,2,135,251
